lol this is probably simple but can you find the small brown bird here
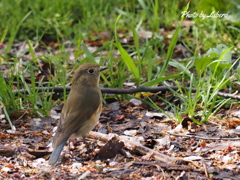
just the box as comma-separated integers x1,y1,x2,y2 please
49,63,107,165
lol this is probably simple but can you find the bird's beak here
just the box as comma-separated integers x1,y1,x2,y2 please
100,67,108,72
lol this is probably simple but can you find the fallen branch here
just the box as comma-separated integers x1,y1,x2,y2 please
88,131,178,164
0,145,17,157
78,170,91,180
0,145,49,158
13,86,240,100
13,86,180,94
133,161,200,172
168,132,240,140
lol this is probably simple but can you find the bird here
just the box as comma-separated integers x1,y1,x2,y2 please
48,63,107,165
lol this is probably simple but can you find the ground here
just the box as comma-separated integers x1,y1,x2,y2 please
1,100,240,179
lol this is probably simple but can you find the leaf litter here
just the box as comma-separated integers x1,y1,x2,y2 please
0,98,240,179
0,29,240,179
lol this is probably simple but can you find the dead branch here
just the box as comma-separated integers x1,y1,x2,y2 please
13,86,180,94
133,161,200,172
168,132,240,140
13,86,240,100
88,131,178,164
0,145,17,157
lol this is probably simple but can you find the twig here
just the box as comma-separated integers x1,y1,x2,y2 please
217,91,240,99
88,131,178,164
78,170,91,180
168,132,240,140
13,86,240,100
13,86,180,94
133,161,199,173
201,160,209,178
176,171,186,180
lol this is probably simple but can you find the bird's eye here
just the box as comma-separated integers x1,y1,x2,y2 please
87,68,95,74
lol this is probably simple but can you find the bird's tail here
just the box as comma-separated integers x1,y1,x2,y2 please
48,139,67,165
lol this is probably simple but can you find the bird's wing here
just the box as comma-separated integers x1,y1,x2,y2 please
52,87,101,148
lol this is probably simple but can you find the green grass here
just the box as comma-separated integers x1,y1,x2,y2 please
0,0,239,125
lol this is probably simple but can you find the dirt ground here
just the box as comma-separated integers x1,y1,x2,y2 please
1,100,240,179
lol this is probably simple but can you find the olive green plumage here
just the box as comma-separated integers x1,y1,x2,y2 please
49,63,106,165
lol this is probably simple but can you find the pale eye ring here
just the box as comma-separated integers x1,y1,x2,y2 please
87,68,95,74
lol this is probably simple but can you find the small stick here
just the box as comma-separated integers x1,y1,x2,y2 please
88,131,178,164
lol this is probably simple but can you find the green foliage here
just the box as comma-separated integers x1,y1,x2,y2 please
0,0,239,126
0,41,72,124
0,73,16,129
0,0,188,43
197,0,233,13
169,44,237,123
195,44,233,81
